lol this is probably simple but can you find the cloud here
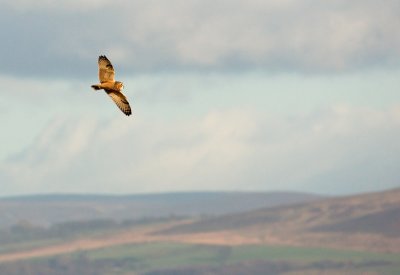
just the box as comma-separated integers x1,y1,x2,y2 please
2,106,400,195
1,0,399,78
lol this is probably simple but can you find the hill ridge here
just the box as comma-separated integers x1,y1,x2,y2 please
0,191,322,228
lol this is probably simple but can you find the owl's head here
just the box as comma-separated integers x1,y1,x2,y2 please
116,81,124,90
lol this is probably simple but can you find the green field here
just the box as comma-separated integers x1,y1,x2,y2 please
88,242,226,270
1,241,399,274
83,242,400,274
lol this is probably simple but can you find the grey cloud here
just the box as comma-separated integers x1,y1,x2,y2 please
1,1,400,77
1,106,400,195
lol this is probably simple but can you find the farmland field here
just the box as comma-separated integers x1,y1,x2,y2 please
81,242,400,274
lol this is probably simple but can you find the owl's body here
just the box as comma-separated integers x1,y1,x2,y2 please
91,81,123,91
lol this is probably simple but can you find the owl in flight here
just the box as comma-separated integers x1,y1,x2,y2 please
91,55,132,116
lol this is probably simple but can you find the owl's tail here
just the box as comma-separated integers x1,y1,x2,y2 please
91,84,102,90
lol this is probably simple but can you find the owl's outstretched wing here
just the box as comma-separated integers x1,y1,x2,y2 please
105,90,132,116
98,55,115,83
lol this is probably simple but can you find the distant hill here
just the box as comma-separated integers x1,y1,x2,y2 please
160,188,400,235
158,187,400,252
0,191,321,228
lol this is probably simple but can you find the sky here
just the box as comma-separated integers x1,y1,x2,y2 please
0,0,399,196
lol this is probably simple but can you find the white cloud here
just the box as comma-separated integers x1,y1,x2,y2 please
1,106,399,195
1,0,399,77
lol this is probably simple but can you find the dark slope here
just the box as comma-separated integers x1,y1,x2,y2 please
159,187,400,237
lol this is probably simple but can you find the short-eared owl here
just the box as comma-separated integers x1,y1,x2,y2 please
91,55,132,116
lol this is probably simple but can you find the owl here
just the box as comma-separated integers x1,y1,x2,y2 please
91,55,132,116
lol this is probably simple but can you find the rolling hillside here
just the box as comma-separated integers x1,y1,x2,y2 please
0,188,399,274
160,188,400,233
157,187,400,252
